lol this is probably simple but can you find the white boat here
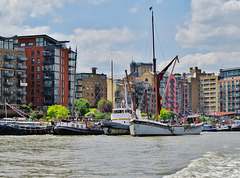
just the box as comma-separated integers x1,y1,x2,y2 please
231,120,240,131
130,116,204,136
129,8,204,137
101,103,136,135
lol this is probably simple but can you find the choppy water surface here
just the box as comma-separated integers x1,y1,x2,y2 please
0,132,240,177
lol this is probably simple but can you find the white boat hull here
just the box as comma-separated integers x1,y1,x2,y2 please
130,119,204,136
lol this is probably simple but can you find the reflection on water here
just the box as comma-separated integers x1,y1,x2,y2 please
0,132,240,177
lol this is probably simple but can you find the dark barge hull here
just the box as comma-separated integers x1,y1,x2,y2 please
0,125,49,135
53,126,104,135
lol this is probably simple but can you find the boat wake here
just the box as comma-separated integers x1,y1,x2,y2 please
164,149,240,178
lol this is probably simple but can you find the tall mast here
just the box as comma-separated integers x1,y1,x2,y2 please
111,60,113,111
183,73,186,123
71,47,77,117
150,7,159,121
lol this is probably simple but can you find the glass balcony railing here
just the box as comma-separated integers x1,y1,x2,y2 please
17,56,27,62
4,55,16,60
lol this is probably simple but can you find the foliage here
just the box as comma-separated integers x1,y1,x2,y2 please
97,99,112,113
99,103,112,113
47,105,70,121
200,116,218,123
141,113,147,117
85,108,98,117
159,108,171,120
174,73,181,76
95,112,111,120
75,98,90,116
22,102,38,120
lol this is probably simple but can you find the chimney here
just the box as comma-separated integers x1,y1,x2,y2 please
91,67,97,74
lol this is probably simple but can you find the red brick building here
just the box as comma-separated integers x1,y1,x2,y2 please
17,35,76,110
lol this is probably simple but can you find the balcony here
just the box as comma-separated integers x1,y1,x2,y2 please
42,51,53,57
42,60,54,65
17,56,27,62
42,68,54,73
4,63,15,69
17,65,27,70
17,91,27,96
17,83,27,87
42,84,53,88
4,55,16,60
17,99,27,104
17,74,27,79
4,81,15,86
43,76,53,80
4,73,15,78
3,90,15,95
42,91,53,96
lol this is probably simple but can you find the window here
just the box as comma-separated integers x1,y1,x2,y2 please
37,66,40,71
31,58,34,64
31,50,34,56
37,89,39,95
37,50,40,56
87,87,89,90
37,81,40,86
31,66,34,72
31,81,34,87
37,74,40,79
31,97,34,102
37,97,39,103
31,89,34,95
61,58,65,65
62,81,64,88
91,75,93,79
91,87,93,90
37,58,40,64
87,81,89,84
31,74,34,79
91,81,93,84
0,52,2,56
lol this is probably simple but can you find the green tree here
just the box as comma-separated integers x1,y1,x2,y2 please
159,108,171,120
85,108,98,117
47,105,70,121
97,99,112,112
75,98,90,116
95,112,111,120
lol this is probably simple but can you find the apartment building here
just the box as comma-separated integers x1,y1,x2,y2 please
75,67,107,107
219,68,240,113
199,75,219,114
0,36,27,106
16,35,76,110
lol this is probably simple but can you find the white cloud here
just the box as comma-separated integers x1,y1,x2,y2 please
156,0,163,4
130,4,140,13
86,0,110,5
176,0,240,52
52,27,143,74
0,0,66,26
158,52,240,75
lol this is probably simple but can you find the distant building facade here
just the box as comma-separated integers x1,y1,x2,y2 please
218,68,240,113
0,36,27,106
76,67,107,107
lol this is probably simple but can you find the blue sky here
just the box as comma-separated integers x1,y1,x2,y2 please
1,0,240,77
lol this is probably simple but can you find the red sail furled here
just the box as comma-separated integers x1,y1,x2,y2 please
156,55,179,115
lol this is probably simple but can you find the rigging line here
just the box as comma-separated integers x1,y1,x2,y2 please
155,24,166,63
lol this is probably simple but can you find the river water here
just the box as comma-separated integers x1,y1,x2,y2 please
0,132,240,177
